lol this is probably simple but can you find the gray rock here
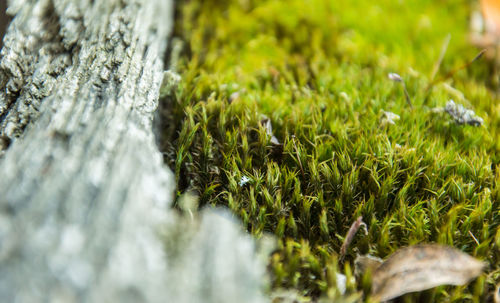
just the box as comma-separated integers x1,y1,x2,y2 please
0,0,172,301
0,0,270,302
163,209,268,303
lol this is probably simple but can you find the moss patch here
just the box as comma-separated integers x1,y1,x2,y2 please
162,0,500,301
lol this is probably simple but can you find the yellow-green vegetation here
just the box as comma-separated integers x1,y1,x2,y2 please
161,0,499,301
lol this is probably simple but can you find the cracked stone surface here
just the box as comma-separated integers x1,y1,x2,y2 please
0,1,271,302
0,0,175,301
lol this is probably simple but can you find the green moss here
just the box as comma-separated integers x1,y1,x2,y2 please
163,0,500,301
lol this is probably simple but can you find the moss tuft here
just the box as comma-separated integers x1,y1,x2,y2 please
162,0,500,301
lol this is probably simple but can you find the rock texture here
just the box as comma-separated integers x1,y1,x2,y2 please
163,209,269,303
0,0,175,301
0,1,271,303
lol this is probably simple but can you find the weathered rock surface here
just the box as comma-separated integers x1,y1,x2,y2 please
0,0,175,301
0,0,271,302
164,209,269,303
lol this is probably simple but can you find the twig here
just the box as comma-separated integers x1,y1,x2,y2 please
339,216,367,261
388,73,413,108
430,34,451,82
468,230,480,246
427,49,486,91
401,80,413,109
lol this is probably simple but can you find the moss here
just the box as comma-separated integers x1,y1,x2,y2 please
162,0,500,301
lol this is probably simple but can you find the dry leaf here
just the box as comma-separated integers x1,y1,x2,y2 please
371,244,485,302
471,0,500,52
481,0,500,37
354,254,383,278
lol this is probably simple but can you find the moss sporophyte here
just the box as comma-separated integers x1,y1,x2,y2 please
161,0,500,301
